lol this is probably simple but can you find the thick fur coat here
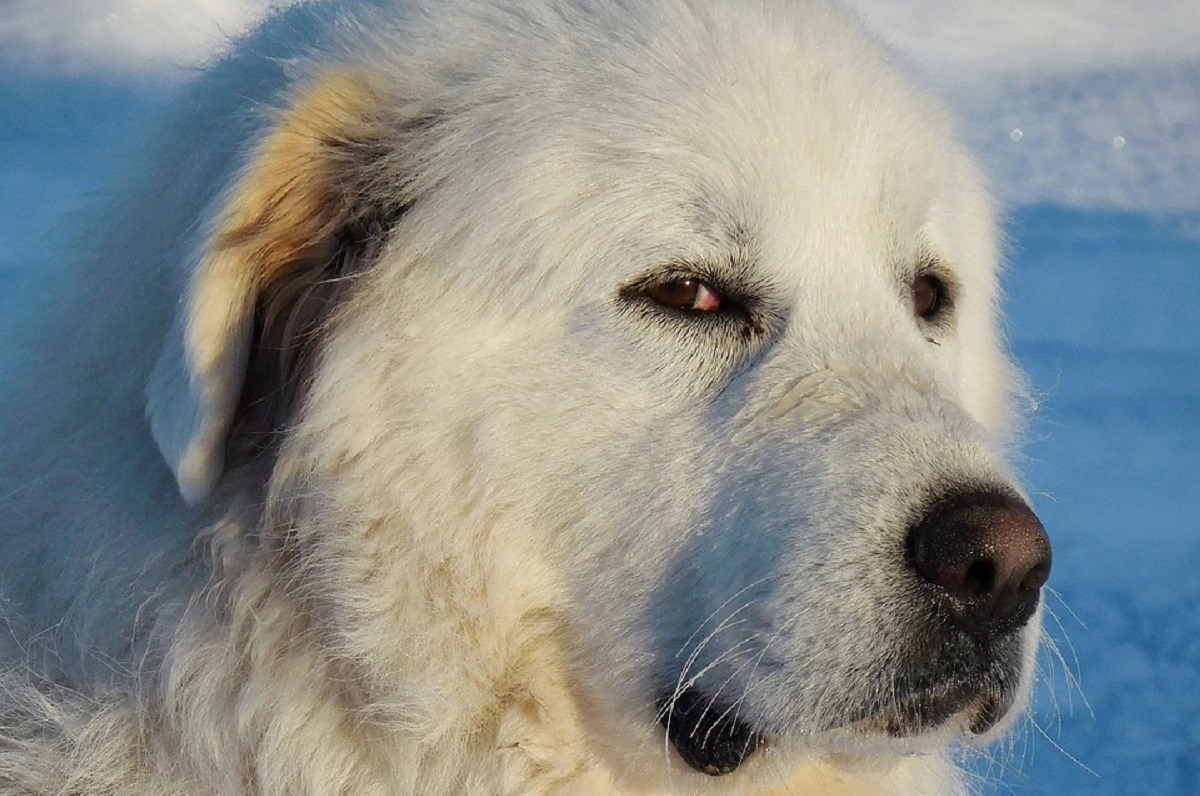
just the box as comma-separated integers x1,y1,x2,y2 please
0,0,1050,793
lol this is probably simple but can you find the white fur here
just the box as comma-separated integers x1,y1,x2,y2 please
0,0,1039,793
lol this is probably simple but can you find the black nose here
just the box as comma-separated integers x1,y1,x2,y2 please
906,488,1052,638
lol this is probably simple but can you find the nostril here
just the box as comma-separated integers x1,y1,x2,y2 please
1021,560,1051,593
907,487,1051,637
963,560,995,598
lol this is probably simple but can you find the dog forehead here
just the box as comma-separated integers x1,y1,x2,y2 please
478,0,954,257
356,0,985,303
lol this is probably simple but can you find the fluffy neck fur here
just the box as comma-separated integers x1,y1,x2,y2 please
1,470,607,794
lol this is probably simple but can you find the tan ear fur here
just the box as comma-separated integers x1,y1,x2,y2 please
148,69,400,504
214,71,390,289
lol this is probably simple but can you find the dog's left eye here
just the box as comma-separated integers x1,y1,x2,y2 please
644,277,723,313
911,274,944,320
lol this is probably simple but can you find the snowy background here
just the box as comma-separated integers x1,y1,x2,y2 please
1,1,1197,793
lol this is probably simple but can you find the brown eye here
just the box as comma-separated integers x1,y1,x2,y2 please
645,277,722,313
911,274,943,320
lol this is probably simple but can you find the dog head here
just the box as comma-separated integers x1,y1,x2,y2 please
146,0,1048,786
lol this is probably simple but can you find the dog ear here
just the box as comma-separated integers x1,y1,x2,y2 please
147,70,403,504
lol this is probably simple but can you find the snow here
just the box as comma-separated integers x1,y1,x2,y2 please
1,2,1198,793
0,0,282,79
995,206,1200,793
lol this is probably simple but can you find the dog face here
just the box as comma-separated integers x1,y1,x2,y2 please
147,0,1048,784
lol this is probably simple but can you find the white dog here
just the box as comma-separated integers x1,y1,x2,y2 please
0,0,1051,793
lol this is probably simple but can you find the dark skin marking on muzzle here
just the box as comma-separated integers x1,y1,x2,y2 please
657,688,764,775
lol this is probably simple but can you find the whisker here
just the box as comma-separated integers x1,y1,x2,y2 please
1029,714,1100,778
675,577,771,659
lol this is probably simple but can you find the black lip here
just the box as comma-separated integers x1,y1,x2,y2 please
851,679,1014,738
657,687,765,775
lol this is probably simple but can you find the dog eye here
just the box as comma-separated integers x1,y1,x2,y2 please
911,274,944,320
644,277,723,313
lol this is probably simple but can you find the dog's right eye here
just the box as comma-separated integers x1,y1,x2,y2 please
618,267,767,336
644,277,723,313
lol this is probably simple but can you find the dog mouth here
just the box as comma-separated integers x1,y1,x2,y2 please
658,677,1012,776
657,688,765,776
849,680,1013,738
